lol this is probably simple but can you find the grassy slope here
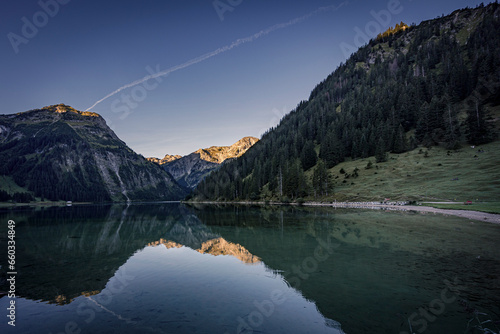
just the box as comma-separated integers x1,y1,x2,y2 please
0,176,30,194
304,140,500,203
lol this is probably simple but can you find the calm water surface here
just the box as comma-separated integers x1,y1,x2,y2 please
0,203,499,334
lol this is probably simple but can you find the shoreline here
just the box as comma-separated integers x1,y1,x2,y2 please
0,200,181,208
0,201,93,208
2,199,498,224
186,200,500,224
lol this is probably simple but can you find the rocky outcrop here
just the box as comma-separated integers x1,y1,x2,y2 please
146,154,182,165
194,137,259,163
163,152,220,189
160,137,258,189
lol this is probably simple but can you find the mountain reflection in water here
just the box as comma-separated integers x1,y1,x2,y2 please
148,237,261,264
1,203,499,333
0,204,345,334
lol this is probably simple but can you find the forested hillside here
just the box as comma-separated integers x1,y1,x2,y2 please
193,3,500,202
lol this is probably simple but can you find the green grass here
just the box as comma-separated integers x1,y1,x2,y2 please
421,202,500,214
456,15,482,45
304,140,500,203
355,62,367,70
0,175,30,194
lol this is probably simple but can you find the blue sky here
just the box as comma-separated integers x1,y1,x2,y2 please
0,0,490,157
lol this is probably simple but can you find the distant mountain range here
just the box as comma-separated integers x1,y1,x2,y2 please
0,104,187,202
0,104,258,203
148,137,258,189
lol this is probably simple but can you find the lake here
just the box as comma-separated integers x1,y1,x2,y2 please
0,203,499,333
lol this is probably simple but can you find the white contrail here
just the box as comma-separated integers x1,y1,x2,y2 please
85,2,348,111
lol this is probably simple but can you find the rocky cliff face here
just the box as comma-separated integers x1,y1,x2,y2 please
146,154,182,165
194,136,260,163
0,104,187,201
163,152,220,189
157,137,258,189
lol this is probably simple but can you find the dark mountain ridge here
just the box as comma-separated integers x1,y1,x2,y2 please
194,3,500,201
0,104,187,202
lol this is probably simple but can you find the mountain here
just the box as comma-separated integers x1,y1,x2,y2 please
191,136,260,163
0,104,187,202
149,237,261,264
194,3,500,202
146,154,182,165
152,136,258,189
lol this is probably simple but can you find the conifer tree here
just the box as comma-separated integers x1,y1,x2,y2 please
300,140,318,171
313,159,331,197
443,104,461,149
375,137,388,163
392,124,408,153
466,98,494,145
